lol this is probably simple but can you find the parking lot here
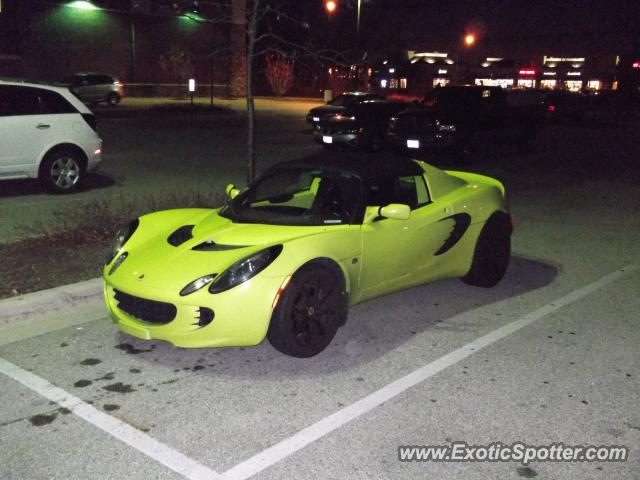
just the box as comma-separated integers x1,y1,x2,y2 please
1,99,639,479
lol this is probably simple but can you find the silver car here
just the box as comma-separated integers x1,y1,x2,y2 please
66,73,124,107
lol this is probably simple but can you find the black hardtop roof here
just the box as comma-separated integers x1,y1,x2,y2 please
265,152,424,183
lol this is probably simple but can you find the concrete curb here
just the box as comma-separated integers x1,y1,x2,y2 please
0,277,102,323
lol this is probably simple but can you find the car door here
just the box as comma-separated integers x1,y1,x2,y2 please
0,85,51,177
356,174,453,301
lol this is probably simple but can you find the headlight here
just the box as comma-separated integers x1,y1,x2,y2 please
209,245,283,294
106,219,139,265
438,124,456,132
180,274,216,297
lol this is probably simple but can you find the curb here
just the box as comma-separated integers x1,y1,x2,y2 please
0,277,103,323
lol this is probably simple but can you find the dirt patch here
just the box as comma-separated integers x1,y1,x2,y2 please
0,235,108,299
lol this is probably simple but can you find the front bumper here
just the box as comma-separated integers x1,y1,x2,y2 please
312,127,359,148
103,273,287,348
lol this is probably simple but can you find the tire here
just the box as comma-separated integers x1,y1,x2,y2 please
461,212,511,287
38,147,85,194
107,93,120,106
267,261,347,357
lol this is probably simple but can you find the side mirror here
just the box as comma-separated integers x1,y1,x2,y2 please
225,183,240,199
379,203,410,220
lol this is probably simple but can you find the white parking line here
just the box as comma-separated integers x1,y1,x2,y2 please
220,264,638,480
0,358,221,480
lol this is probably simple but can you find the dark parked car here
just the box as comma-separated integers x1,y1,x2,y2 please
306,92,385,126
388,86,540,161
64,73,124,107
313,99,409,152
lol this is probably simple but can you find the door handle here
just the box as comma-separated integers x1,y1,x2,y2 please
36,123,51,129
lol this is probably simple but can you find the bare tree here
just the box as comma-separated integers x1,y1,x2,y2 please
195,0,351,182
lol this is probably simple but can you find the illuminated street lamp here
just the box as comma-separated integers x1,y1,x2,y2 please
67,0,99,9
464,33,476,46
325,0,337,14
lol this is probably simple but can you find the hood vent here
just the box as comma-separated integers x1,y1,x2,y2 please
192,240,248,251
167,225,194,246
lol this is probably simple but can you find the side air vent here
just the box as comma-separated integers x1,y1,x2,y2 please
192,240,247,251
168,225,194,246
435,213,471,256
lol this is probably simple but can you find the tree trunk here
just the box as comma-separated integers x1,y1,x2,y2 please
246,0,260,183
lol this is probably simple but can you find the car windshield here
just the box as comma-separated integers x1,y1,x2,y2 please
328,94,362,107
219,167,362,226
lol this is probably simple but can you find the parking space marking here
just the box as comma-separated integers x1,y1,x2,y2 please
221,265,638,480
0,358,221,480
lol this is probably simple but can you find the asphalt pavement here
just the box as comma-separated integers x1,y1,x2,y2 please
1,98,639,479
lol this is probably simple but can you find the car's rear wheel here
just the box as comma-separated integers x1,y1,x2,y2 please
39,147,85,194
461,212,511,287
267,262,347,357
107,93,120,106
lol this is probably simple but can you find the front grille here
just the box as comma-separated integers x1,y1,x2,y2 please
114,289,177,325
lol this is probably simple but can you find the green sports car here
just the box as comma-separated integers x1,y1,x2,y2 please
103,154,512,357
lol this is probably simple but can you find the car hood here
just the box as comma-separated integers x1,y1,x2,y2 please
110,210,333,290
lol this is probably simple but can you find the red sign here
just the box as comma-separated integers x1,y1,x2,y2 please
518,68,536,76
633,61,640,69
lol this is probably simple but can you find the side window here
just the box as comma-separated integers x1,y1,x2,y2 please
38,89,77,114
0,86,14,116
0,86,42,116
368,175,430,210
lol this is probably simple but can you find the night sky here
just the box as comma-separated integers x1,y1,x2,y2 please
294,0,640,56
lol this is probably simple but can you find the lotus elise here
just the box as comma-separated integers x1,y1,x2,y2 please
103,154,512,357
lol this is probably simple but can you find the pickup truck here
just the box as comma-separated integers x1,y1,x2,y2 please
313,99,408,152
387,86,540,161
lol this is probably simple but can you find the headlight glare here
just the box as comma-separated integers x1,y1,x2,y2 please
209,245,283,294
180,274,216,297
106,219,139,265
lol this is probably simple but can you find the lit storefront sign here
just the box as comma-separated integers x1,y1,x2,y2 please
567,71,581,76
474,78,514,88
542,71,556,76
564,80,583,92
633,61,640,69
518,68,536,76
517,79,536,88
438,69,448,74
433,78,450,87
587,80,601,90
540,79,557,89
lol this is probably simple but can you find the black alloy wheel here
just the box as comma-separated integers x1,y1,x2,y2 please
267,262,346,357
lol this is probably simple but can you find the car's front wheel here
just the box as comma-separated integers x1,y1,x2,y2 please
39,147,85,194
267,261,347,357
461,212,511,287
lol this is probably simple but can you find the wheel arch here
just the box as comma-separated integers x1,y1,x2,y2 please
38,143,89,175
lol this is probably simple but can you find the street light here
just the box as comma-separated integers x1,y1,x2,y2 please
67,0,99,9
464,34,475,46
325,0,337,14
464,33,476,47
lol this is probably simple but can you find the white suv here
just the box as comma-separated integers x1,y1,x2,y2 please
0,79,103,193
